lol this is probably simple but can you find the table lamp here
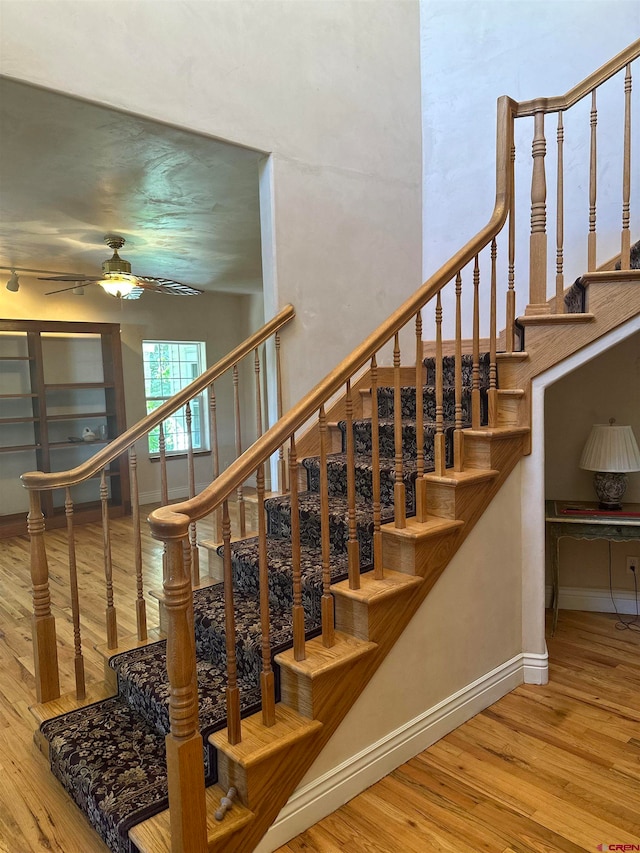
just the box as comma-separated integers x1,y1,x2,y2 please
579,419,640,509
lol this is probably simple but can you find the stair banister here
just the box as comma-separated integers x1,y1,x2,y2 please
22,305,295,704
148,95,516,539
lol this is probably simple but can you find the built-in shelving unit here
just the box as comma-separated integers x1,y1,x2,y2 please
0,320,130,537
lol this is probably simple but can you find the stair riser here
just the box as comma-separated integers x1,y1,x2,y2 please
376,386,474,422
342,421,455,464
381,526,462,579
303,457,418,514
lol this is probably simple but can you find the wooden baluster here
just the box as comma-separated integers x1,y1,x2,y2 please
345,379,360,589
488,239,498,428
393,332,406,528
158,421,169,506
233,363,246,538
587,89,598,272
434,294,446,477
209,381,223,543
100,469,118,649
276,332,288,492
555,112,565,313
289,435,305,660
370,355,383,579
163,534,208,853
621,64,632,269
185,401,200,587
64,488,86,700
27,490,60,702
254,347,263,439
415,311,427,522
129,446,147,642
222,500,241,744
453,272,464,472
506,143,516,352
472,256,481,431
319,405,335,647
256,459,275,726
527,107,549,314
588,90,598,271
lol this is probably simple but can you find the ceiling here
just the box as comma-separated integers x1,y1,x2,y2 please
0,77,264,295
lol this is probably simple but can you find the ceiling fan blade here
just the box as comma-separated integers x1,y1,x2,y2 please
39,274,101,282
137,276,204,296
45,282,97,295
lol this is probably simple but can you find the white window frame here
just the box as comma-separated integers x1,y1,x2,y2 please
142,340,208,457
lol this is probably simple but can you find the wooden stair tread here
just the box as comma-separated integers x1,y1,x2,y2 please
94,627,165,661
30,680,116,726
209,704,322,766
331,569,423,602
462,426,529,438
275,631,377,677
380,514,464,540
129,783,255,853
517,312,595,326
423,467,499,486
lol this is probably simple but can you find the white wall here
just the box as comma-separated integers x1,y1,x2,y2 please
0,0,423,411
421,1,640,334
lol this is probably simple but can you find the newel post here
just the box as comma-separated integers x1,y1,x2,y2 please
155,514,207,853
27,489,60,703
526,104,551,315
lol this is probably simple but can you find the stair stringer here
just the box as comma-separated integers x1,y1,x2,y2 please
204,428,527,853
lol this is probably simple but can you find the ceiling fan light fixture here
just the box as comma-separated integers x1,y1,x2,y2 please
99,273,136,298
6,270,20,292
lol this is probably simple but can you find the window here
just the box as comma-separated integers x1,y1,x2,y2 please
142,340,208,455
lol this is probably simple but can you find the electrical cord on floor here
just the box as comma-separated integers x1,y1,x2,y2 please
608,539,640,632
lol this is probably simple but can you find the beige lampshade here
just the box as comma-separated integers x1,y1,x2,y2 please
579,423,640,473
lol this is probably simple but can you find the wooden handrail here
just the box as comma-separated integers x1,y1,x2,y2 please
515,39,640,117
148,96,516,540
20,305,295,492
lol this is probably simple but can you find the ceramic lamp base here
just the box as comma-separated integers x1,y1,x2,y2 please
593,471,627,510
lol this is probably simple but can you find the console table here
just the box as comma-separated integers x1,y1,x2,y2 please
545,500,640,635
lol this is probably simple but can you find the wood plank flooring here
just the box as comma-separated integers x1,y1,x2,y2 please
276,610,640,853
0,509,638,853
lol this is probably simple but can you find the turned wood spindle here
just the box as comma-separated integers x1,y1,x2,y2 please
257,459,275,727
185,401,200,587
215,787,237,822
555,112,565,313
488,239,498,428
393,332,406,528
506,143,516,352
434,293,446,477
209,381,223,543
621,64,632,269
527,107,549,314
158,421,169,506
415,311,427,522
233,363,246,538
370,355,384,579
100,468,118,650
129,446,147,642
64,488,85,700
588,89,598,272
222,500,241,745
318,405,335,647
472,255,481,431
453,272,464,472
289,435,305,660
345,378,360,590
276,332,288,492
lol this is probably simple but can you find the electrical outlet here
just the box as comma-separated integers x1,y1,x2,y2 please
627,556,639,575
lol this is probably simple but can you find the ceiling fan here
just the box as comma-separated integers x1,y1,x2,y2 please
39,234,204,299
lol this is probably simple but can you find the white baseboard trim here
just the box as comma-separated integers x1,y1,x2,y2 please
545,584,640,616
255,651,538,853
522,648,549,684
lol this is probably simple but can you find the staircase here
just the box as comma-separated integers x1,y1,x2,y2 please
23,41,640,853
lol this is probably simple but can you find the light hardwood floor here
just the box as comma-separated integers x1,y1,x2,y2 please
0,512,638,853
